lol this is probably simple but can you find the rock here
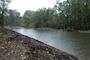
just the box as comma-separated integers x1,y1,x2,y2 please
0,28,78,60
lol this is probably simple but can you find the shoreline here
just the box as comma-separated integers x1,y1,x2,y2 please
5,26,90,33
0,28,78,60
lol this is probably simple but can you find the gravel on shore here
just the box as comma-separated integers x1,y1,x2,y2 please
0,28,78,60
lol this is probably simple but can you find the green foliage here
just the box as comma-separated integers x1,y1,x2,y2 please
0,0,89,30
54,0,90,30
5,9,21,26
23,10,34,27
23,0,90,30
0,0,11,27
23,8,56,28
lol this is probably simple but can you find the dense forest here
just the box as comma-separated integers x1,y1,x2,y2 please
0,0,90,30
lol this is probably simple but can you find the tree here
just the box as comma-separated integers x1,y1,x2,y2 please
0,0,11,27
23,10,34,27
54,0,90,30
22,0,90,30
31,8,55,28
5,9,21,26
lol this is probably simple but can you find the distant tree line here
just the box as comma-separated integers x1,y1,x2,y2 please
0,0,90,30
23,0,90,30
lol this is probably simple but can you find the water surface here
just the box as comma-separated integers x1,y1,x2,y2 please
10,27,90,60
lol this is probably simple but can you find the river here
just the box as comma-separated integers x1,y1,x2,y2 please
9,27,90,60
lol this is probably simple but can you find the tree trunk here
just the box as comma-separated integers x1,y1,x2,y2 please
0,10,4,28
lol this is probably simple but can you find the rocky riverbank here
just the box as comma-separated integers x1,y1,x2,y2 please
0,28,78,60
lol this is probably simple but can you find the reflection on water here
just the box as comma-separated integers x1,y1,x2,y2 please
11,28,90,60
